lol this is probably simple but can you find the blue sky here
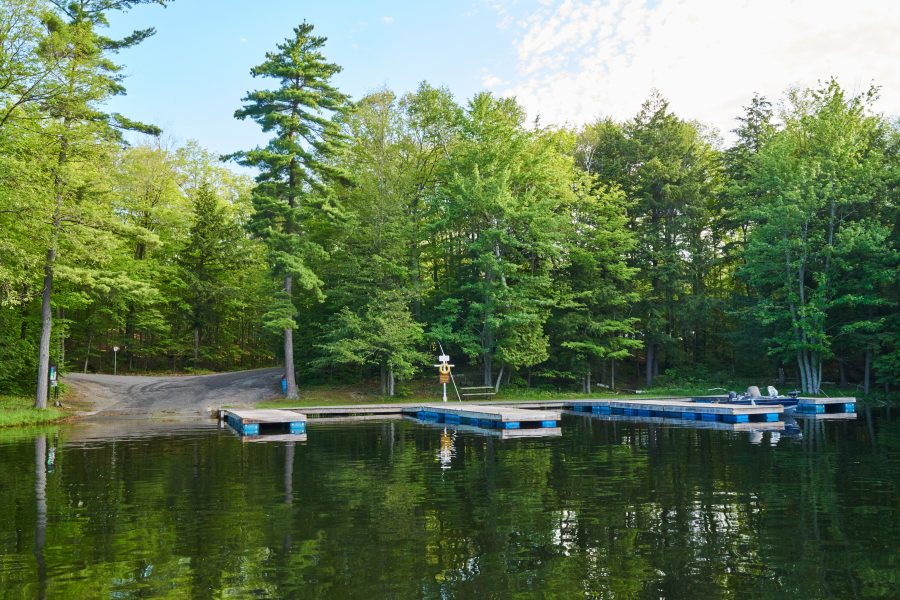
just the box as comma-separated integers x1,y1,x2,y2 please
105,0,520,158
105,0,900,160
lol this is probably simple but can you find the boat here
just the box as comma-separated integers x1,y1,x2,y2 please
701,386,800,413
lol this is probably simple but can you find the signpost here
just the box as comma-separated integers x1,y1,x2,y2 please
113,346,120,376
48,364,58,404
434,354,454,403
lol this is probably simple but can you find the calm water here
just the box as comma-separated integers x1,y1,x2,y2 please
1,410,898,599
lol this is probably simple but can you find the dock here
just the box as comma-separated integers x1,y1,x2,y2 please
567,399,782,423
403,403,560,430
221,409,307,436
572,410,787,432
796,397,856,415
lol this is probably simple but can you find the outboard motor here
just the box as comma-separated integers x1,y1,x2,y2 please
728,391,737,400
767,386,779,398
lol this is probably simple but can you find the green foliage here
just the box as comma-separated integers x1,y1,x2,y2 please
740,81,894,392
0,5,897,400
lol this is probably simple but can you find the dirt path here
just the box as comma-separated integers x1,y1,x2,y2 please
64,368,282,417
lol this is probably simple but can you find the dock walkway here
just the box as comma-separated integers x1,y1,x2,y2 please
567,399,782,423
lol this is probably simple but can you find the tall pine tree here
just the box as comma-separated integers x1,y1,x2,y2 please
231,23,349,399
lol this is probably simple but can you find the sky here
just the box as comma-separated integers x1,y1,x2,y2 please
104,0,900,159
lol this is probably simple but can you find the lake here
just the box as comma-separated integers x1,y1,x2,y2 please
1,409,897,598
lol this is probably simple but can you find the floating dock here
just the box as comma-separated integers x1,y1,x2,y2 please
567,399,783,423
221,409,307,436
572,410,787,432
403,403,560,430
796,397,856,415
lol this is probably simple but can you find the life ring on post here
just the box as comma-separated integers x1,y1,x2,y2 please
439,363,451,375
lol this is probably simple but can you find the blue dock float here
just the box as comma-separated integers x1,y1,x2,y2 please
574,410,787,433
796,397,856,415
403,404,561,431
567,399,783,424
221,409,308,440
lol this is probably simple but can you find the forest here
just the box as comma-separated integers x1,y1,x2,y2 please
1,0,898,405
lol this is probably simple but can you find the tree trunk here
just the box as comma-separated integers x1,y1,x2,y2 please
57,307,64,370
35,245,56,409
83,331,93,374
380,363,387,396
493,364,504,393
388,367,395,397
483,350,492,387
283,275,298,399
645,341,655,388
193,325,200,366
864,349,872,395
611,360,616,391
838,356,848,387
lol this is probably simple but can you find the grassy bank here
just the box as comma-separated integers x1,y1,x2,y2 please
256,378,895,409
257,382,633,409
0,395,68,428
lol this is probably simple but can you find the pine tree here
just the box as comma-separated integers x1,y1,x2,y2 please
231,22,349,399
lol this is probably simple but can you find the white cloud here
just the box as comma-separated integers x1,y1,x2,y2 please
381,16,395,25
498,0,900,138
482,74,507,89
239,37,248,43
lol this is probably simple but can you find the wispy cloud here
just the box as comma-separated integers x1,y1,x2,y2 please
496,0,900,137
482,74,507,89
381,16,395,25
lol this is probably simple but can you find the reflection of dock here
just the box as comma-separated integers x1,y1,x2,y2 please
403,403,560,430
406,416,562,439
794,411,857,421
220,409,307,436
570,410,786,432
238,433,308,443
567,400,782,423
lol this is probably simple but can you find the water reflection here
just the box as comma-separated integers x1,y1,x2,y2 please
438,428,455,470
0,410,897,598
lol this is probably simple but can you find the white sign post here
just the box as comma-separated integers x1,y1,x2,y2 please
434,354,454,402
113,346,120,375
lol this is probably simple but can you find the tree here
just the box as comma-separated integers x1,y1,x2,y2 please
31,0,168,408
581,94,723,386
549,176,641,392
314,291,426,396
741,81,888,393
231,22,349,399
430,94,573,388
178,182,246,366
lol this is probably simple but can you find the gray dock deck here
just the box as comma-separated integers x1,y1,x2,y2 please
221,409,307,436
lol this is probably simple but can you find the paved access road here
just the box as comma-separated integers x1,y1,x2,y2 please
64,368,282,417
